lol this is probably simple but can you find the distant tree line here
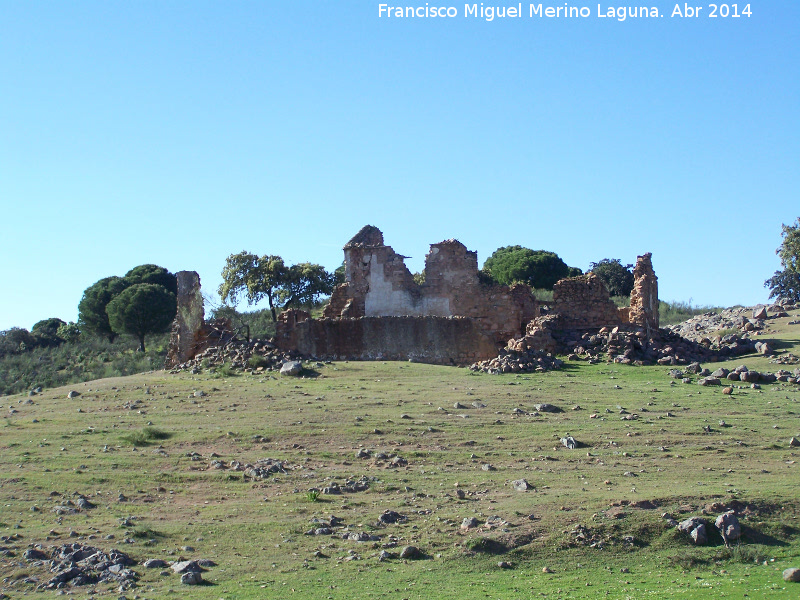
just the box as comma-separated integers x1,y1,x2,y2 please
479,246,635,297
0,264,178,361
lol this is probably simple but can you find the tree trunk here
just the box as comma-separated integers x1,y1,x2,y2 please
138,335,146,352
269,295,277,322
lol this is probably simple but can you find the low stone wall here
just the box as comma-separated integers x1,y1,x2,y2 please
276,311,499,365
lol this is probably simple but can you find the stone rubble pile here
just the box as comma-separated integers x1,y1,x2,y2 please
690,364,800,386
469,347,563,374
20,543,138,590
665,305,790,342
207,457,292,479
168,338,305,374
561,326,756,366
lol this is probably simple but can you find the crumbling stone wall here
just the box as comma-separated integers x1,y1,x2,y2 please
166,271,233,367
628,253,659,336
504,254,660,358
277,309,498,365
323,226,536,345
551,273,624,330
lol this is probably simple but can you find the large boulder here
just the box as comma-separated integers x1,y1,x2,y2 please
784,568,800,583
280,360,303,376
715,511,741,543
677,517,709,545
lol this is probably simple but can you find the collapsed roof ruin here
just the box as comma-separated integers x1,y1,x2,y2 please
166,225,660,367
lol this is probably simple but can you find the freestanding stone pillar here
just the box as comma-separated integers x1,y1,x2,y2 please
166,271,205,367
628,253,659,337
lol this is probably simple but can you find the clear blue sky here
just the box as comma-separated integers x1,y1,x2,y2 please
1,1,798,330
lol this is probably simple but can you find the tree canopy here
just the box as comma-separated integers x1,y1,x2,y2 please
589,259,634,297
218,252,335,322
31,318,67,347
78,276,129,342
280,263,336,308
765,218,800,302
0,327,37,357
482,246,582,290
78,266,178,343
106,283,177,352
125,264,178,296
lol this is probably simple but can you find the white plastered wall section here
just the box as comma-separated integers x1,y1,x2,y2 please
363,253,451,317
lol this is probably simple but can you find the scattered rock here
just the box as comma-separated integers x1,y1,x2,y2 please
144,559,169,569
25,543,137,589
378,510,407,525
461,517,480,530
399,545,421,559
677,517,708,545
560,436,579,449
512,479,531,491
280,361,303,376
784,568,800,583
67,391,80,399
171,560,204,574
180,571,203,585
715,511,741,544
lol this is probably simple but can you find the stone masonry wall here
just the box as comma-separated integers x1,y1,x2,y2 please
166,271,205,367
166,271,234,367
551,273,624,330
276,309,499,365
322,226,536,345
628,252,659,335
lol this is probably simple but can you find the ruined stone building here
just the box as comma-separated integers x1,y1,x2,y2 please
276,226,537,364
167,225,659,367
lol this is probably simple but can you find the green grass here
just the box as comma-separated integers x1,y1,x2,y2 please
0,305,798,598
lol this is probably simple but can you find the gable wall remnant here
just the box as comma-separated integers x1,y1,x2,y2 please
322,226,537,347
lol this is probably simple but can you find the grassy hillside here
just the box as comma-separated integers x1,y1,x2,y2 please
0,334,170,397
1,308,799,598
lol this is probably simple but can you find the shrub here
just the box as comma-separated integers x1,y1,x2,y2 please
121,427,172,446
247,355,270,369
